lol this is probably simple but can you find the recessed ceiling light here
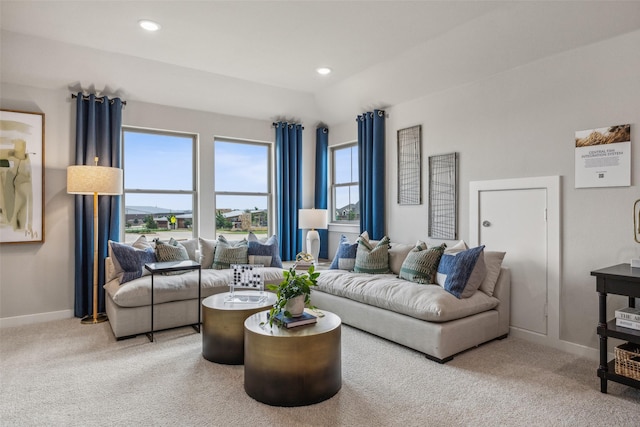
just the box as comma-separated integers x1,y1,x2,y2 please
139,19,161,32
316,67,332,75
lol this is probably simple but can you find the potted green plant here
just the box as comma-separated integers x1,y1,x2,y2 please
266,265,320,326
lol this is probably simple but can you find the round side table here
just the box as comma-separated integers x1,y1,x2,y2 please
244,309,342,406
201,291,276,365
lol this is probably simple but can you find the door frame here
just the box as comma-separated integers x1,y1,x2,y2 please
469,176,561,348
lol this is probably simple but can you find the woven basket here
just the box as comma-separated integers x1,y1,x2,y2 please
614,342,640,380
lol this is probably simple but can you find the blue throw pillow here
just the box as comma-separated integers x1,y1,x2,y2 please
436,245,485,298
247,232,283,268
329,235,358,271
110,242,157,284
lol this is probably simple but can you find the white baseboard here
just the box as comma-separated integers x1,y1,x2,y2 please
509,326,603,361
0,309,74,328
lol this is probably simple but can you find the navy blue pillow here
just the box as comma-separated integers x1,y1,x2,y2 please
247,233,283,268
437,245,485,298
329,235,358,270
110,242,157,284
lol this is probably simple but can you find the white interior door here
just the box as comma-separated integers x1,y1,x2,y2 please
479,188,548,335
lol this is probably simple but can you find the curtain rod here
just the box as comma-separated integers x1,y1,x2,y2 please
272,122,304,130
71,93,127,106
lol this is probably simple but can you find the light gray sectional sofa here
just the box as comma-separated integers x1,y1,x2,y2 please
103,234,509,364
311,239,510,363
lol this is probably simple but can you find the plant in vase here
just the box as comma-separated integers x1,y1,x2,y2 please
266,265,320,327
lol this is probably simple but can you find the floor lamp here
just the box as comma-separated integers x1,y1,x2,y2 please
298,208,328,261
67,157,123,324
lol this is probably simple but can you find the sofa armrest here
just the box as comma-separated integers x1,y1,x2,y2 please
491,267,511,336
105,256,117,283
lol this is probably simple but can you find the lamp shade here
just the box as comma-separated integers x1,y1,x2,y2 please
67,165,123,195
298,209,327,230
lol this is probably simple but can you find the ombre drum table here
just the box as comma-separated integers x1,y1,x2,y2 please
201,291,276,365
243,309,342,406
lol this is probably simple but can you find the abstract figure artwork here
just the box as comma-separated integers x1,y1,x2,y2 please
0,110,44,243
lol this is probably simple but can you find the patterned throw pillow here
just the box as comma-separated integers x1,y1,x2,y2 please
329,234,358,271
155,239,190,275
156,239,190,262
108,235,154,282
213,235,248,269
354,233,390,274
110,241,156,284
436,245,486,298
247,232,283,267
399,242,446,284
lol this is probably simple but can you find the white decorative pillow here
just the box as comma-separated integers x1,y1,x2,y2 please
388,241,415,275
199,237,217,269
479,251,506,297
173,237,199,262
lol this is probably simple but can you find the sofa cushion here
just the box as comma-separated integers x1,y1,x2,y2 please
199,237,217,269
107,235,154,282
213,236,248,269
354,234,390,274
437,245,486,298
479,251,506,297
388,242,415,275
109,241,157,284
247,232,283,268
329,234,358,271
399,243,446,284
315,269,499,322
174,237,199,262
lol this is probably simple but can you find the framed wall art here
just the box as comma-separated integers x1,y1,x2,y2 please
428,152,458,240
397,125,422,205
0,109,45,243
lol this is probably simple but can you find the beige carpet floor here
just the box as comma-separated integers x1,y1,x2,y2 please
1,318,639,426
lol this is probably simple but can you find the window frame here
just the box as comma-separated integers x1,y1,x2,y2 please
330,142,359,224
213,137,273,237
121,126,198,240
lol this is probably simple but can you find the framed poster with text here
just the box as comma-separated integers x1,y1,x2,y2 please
575,124,631,188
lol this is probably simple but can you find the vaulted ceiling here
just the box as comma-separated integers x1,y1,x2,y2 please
2,1,639,125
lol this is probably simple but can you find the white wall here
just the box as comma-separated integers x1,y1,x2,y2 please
0,86,317,323
329,29,640,349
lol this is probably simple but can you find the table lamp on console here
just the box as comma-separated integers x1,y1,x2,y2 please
298,208,328,262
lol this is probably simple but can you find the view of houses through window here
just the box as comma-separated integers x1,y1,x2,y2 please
122,128,349,243
122,129,196,243
214,139,271,240
332,143,360,222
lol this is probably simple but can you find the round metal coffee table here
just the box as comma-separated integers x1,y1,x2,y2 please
201,291,276,365
244,309,342,406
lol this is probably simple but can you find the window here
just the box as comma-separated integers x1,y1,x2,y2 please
214,139,271,240
331,143,359,222
122,128,197,243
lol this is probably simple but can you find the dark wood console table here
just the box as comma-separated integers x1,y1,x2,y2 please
591,263,640,393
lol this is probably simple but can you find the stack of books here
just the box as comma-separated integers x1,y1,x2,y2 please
293,261,315,271
273,311,317,328
615,307,640,331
